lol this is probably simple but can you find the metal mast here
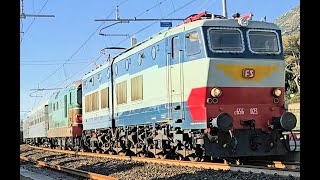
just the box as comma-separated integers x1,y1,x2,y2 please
222,0,227,18
20,0,55,19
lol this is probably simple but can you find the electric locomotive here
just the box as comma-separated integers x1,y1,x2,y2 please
81,11,297,161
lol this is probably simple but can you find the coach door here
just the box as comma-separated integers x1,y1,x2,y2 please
166,35,185,122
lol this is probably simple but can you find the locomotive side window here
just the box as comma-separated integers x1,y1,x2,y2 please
91,91,99,111
207,28,243,53
85,95,91,112
69,92,72,104
84,80,87,89
248,30,280,54
77,86,82,106
98,73,102,83
100,87,109,109
64,95,67,118
116,81,127,105
90,77,94,86
186,31,201,56
131,75,143,101
172,36,180,59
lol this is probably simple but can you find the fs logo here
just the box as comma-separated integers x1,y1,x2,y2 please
242,68,255,78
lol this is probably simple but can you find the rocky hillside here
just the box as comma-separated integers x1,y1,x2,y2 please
274,5,300,35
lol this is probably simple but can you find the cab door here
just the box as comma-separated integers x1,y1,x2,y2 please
166,34,185,121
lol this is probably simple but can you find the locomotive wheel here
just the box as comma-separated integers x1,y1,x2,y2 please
140,153,146,158
108,150,116,155
188,156,200,162
175,154,184,161
137,152,146,158
159,154,167,159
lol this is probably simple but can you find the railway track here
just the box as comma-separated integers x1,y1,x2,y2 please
24,145,300,178
20,155,117,180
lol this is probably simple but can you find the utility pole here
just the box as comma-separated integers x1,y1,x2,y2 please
20,0,55,19
222,0,227,19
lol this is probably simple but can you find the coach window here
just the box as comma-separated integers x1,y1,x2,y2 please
64,95,67,118
116,81,127,105
101,87,109,109
208,28,244,53
69,92,72,104
186,31,201,55
172,36,180,59
53,103,55,111
131,75,143,101
247,30,280,54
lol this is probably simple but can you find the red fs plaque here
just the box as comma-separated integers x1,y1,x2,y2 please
242,68,255,78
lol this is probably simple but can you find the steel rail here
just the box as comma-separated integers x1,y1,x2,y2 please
20,155,118,180
26,145,299,177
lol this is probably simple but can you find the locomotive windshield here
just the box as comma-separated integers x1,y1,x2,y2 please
208,28,243,53
248,30,280,54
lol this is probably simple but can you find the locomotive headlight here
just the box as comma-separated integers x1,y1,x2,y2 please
273,88,282,97
211,87,222,97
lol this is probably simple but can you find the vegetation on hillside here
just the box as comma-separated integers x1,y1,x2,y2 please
274,5,300,35
283,33,300,97
274,5,300,102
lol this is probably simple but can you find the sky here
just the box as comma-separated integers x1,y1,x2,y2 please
20,0,300,119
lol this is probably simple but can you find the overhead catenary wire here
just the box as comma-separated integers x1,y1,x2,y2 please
135,0,168,18
43,0,195,90
156,0,164,18
28,0,130,108
21,58,95,62
37,0,170,93
30,0,196,108
37,53,105,104
115,0,198,47
37,0,129,86
20,0,49,44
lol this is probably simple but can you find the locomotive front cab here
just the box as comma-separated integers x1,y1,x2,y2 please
186,17,297,158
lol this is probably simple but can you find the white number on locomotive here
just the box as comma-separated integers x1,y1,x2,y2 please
250,108,258,115
234,108,245,115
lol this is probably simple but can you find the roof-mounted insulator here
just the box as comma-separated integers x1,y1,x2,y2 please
240,13,253,20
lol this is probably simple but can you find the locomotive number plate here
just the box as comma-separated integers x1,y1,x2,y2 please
234,108,258,115
242,68,255,78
